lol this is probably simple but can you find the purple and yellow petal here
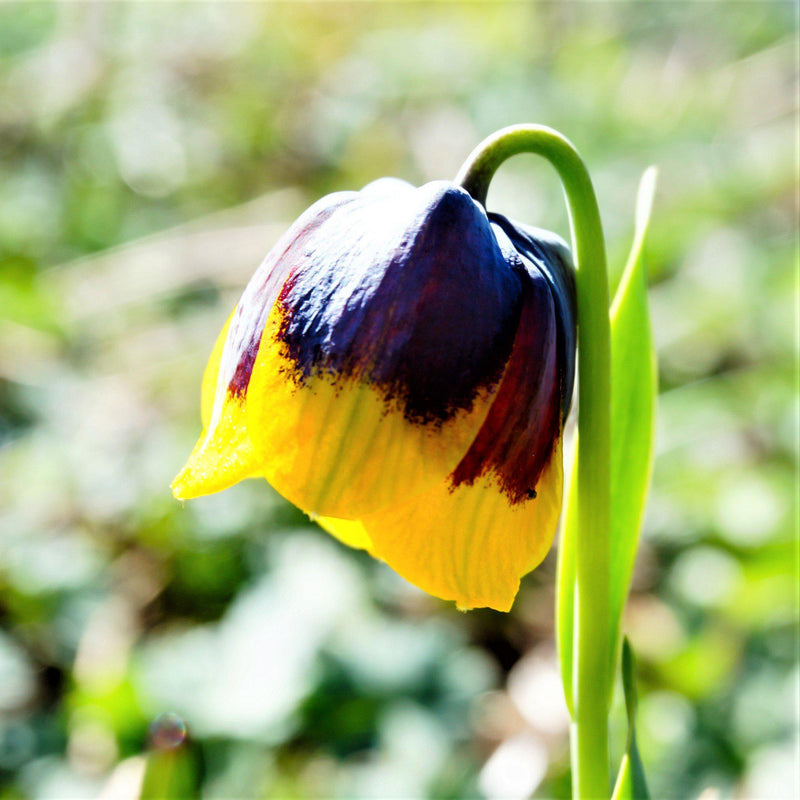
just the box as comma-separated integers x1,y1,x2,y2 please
245,306,495,518
173,191,357,501
172,175,578,611
274,180,522,425
172,313,261,501
450,263,561,505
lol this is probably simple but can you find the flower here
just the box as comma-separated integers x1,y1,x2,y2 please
172,178,576,611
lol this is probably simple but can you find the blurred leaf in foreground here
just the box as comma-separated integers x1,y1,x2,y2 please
139,712,201,800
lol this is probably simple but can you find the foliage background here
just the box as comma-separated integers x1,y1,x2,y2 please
0,2,797,799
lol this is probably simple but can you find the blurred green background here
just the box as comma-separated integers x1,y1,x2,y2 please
0,2,797,799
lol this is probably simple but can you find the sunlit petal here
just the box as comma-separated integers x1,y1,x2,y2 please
360,440,563,611
313,515,373,552
245,308,494,518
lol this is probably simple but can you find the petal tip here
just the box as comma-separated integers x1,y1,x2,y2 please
454,589,516,613
170,464,202,502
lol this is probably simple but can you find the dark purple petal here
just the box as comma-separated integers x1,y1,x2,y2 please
276,179,525,424
489,214,577,417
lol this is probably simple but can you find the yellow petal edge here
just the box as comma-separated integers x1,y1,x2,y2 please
318,440,562,612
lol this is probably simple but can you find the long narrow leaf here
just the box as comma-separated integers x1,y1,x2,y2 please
139,715,201,800
607,166,659,675
556,168,658,711
611,638,650,800
555,443,578,714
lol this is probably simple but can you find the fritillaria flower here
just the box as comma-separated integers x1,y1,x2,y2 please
172,177,576,611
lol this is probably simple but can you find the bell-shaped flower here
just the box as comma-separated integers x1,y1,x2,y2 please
172,178,576,611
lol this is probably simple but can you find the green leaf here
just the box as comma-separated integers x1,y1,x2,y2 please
139,747,199,800
139,714,201,800
606,165,659,674
611,639,650,800
557,168,659,712
555,439,578,714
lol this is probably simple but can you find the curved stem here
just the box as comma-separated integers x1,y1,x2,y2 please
457,125,612,799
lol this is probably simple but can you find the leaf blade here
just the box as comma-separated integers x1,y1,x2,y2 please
607,166,658,673
555,444,578,714
611,638,650,800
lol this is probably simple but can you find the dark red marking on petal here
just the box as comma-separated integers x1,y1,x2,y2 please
449,270,562,505
227,340,261,398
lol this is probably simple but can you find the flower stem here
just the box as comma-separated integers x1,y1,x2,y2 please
457,125,612,799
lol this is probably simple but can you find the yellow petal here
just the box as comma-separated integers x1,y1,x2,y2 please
200,311,234,428
172,312,263,500
313,515,373,551
355,439,563,611
171,394,262,500
245,307,494,519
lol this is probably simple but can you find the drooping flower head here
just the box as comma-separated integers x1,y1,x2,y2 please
172,178,576,611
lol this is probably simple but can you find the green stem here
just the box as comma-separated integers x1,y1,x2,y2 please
457,125,612,800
